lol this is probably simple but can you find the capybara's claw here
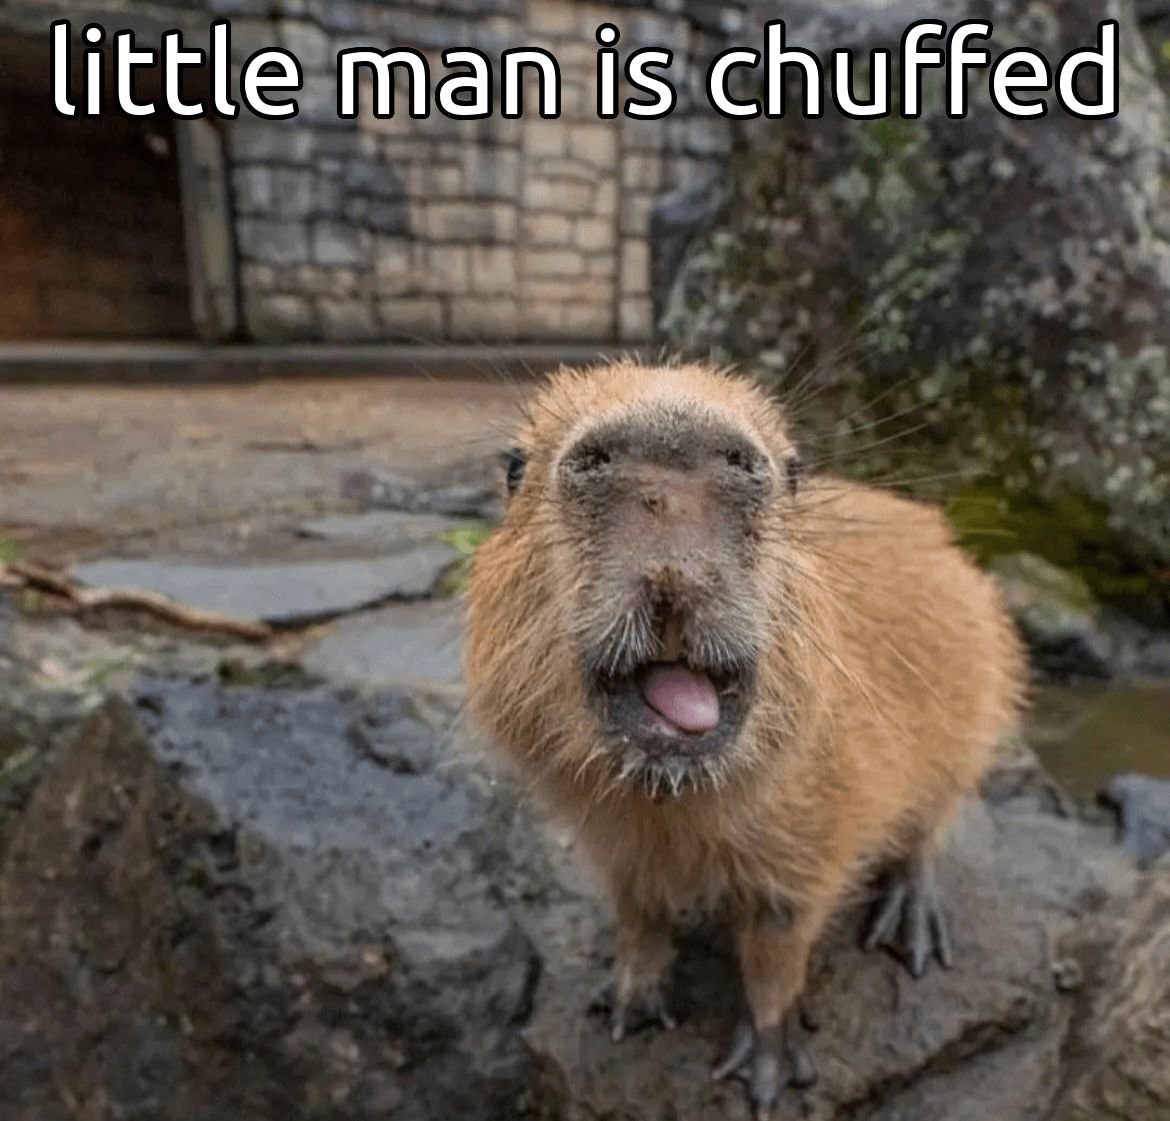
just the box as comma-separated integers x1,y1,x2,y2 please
712,1013,817,1118
864,859,954,977
589,977,677,1042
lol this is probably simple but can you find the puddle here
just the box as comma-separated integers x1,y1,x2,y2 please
1027,682,1170,801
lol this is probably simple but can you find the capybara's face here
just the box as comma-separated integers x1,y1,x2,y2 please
465,362,805,798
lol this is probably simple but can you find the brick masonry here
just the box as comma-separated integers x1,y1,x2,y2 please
0,0,745,343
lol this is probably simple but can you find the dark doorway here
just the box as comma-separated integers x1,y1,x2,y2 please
0,32,195,340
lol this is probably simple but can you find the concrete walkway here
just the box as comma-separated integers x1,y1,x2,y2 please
0,341,625,382
0,374,523,561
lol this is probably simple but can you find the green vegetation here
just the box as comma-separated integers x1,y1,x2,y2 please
436,523,494,597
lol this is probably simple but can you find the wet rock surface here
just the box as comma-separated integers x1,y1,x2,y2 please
341,468,502,522
73,546,457,626
0,659,1166,1121
0,681,543,1121
1099,774,1170,868
1053,861,1170,1121
302,600,465,690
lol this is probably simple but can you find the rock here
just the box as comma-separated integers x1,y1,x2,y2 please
0,667,1161,1121
649,173,724,327
1051,862,1170,1121
427,485,501,520
303,601,465,690
1099,774,1170,868
341,469,502,521
73,546,457,626
982,733,1076,818
296,511,467,549
341,468,421,510
0,683,544,1121
1135,634,1170,676
662,0,1170,591
522,799,1136,1121
991,553,1116,680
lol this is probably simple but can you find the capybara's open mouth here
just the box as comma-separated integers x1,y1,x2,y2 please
589,658,754,797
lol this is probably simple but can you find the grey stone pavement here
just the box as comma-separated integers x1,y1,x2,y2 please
0,374,524,692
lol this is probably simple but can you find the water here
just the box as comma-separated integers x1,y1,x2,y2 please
1027,682,1170,801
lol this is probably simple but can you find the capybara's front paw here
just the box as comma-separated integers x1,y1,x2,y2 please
589,975,677,1042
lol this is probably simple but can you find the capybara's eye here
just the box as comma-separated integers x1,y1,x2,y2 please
503,448,527,495
786,454,806,497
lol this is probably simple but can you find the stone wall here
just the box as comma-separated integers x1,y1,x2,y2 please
0,0,744,343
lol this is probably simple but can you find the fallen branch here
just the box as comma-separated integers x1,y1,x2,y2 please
0,561,273,642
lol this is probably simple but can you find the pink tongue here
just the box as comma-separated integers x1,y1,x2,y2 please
640,664,721,734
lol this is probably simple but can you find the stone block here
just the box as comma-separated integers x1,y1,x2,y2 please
424,245,471,294
344,196,409,236
237,219,311,266
463,146,522,200
622,153,663,192
522,299,566,334
595,178,618,218
569,123,618,168
470,246,518,292
524,123,569,158
620,239,651,297
279,18,332,72
619,191,655,237
524,177,595,212
316,295,380,340
422,202,517,242
575,216,614,252
619,296,654,341
378,296,446,338
374,238,419,294
562,301,613,336
524,248,586,279
587,255,618,279
222,17,276,64
431,164,465,195
622,122,669,159
314,171,345,213
523,213,573,246
450,297,521,339
521,279,583,301
528,0,578,34
313,222,368,266
245,291,315,340
234,166,316,218
228,124,314,165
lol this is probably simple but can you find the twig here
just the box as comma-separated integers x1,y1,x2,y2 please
0,561,273,642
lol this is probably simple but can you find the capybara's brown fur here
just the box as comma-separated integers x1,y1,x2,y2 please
464,360,1026,1111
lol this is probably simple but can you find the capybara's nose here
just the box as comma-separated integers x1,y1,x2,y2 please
558,408,775,503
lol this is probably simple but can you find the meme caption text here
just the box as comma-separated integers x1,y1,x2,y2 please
52,18,1120,123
